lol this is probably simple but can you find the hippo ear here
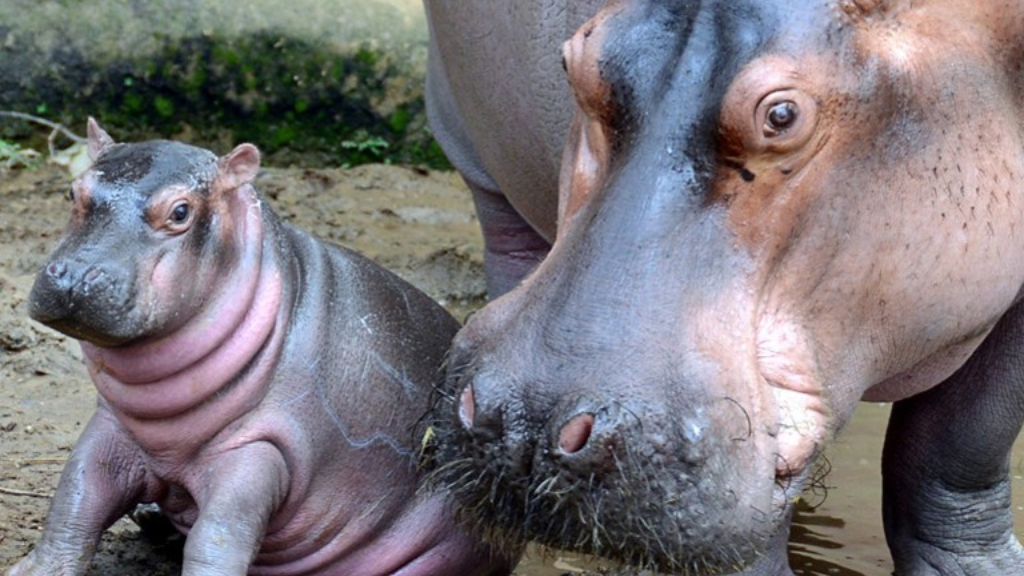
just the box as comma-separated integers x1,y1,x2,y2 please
86,117,116,161
216,144,262,191
557,110,608,235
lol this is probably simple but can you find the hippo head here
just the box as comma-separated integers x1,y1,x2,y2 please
427,0,1024,572
29,119,262,347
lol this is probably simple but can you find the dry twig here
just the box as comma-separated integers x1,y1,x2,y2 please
0,110,85,158
0,485,52,499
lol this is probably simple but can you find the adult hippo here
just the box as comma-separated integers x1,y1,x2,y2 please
423,0,1024,574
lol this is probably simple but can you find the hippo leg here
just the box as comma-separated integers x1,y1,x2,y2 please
882,302,1024,575
8,410,147,576
180,443,289,576
467,181,551,298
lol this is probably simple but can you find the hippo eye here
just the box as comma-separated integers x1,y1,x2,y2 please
171,203,189,223
165,201,193,231
764,102,798,137
65,188,75,202
752,88,817,153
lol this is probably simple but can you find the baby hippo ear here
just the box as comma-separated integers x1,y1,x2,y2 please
86,117,116,161
216,143,262,191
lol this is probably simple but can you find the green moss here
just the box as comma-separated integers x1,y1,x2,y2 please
122,92,143,112
153,95,174,117
388,107,411,133
0,29,449,169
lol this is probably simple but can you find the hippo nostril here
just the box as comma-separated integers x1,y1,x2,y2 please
46,262,67,278
558,412,595,454
458,384,475,430
84,268,104,284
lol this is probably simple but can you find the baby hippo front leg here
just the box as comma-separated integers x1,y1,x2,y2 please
8,409,148,576
180,443,289,576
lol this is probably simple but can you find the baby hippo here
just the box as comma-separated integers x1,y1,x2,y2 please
9,119,513,576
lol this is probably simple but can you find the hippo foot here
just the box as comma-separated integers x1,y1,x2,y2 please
6,548,88,576
890,536,1024,576
884,458,1024,576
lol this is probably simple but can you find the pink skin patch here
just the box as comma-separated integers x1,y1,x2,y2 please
756,313,828,478
241,495,501,576
459,384,475,429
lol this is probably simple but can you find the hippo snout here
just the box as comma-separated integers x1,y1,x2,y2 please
427,297,789,573
460,379,710,477
432,361,776,571
30,259,91,319
456,373,712,475
29,257,136,346
460,381,598,457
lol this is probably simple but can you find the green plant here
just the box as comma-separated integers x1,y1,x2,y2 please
0,138,41,169
340,133,390,167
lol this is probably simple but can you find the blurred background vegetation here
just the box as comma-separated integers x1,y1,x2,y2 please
0,0,448,168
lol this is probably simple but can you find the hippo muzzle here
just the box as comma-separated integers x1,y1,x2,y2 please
30,246,140,346
433,348,790,573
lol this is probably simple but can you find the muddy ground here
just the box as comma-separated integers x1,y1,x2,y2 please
2,160,1023,576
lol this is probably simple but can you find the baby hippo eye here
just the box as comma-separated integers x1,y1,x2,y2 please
171,203,190,223
764,101,798,137
166,201,192,230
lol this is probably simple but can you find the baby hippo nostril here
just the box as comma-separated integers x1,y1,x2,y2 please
558,412,595,454
46,262,67,278
84,268,104,284
458,384,476,430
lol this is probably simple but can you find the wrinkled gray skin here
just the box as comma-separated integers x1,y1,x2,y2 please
9,120,514,576
424,1,1024,575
